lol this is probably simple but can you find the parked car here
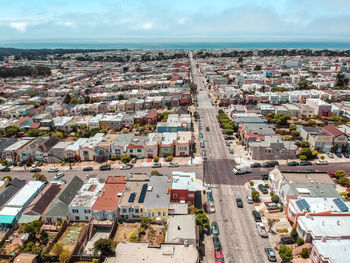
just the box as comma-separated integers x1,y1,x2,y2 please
48,167,59,173
83,167,93,171
213,236,222,251
225,142,230,146
17,160,25,167
316,160,328,165
262,161,279,168
56,178,67,184
120,164,133,170
265,246,277,262
258,184,268,194
168,162,179,167
261,168,269,180
131,158,137,164
54,172,64,179
152,163,162,168
236,198,243,208
208,192,214,203
327,152,334,158
250,163,261,168
343,152,349,158
228,148,234,154
280,236,295,245
211,221,219,235
206,127,210,131
287,161,299,166
30,168,41,173
246,195,253,204
266,203,279,210
0,167,11,172
256,222,268,238
209,204,216,213
214,249,224,263
99,164,111,171
252,211,262,222
300,161,312,166
335,152,342,158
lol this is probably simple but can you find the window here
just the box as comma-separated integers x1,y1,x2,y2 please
135,209,139,213
85,216,89,220
163,212,166,217
137,149,142,153
84,209,90,214
173,193,177,199
72,209,79,213
129,208,133,213
158,212,161,216
188,194,194,198
75,216,80,220
129,149,134,153
122,209,127,213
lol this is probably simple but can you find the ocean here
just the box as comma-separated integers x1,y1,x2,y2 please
0,42,350,50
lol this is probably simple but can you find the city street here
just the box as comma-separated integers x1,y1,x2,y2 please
191,53,271,263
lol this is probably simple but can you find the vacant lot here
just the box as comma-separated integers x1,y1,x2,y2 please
54,223,87,253
139,225,165,247
114,223,140,243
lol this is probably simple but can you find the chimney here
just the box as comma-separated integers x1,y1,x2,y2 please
178,226,181,230
321,236,326,243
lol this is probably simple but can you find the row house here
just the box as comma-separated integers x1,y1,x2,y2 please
2,138,35,163
79,133,105,161
18,136,60,162
300,126,332,153
305,98,332,119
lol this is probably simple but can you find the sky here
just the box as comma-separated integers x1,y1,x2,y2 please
1,0,350,42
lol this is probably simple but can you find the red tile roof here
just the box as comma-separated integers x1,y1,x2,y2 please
321,124,344,137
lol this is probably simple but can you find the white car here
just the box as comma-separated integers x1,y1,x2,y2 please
256,222,268,238
169,162,179,167
327,152,334,158
54,172,65,179
120,164,132,170
316,160,328,165
48,167,59,173
209,204,216,213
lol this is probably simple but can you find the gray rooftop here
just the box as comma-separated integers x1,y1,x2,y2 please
165,214,196,243
281,183,340,199
143,175,170,209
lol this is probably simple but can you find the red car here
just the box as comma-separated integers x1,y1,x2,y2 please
214,249,224,263
328,172,336,178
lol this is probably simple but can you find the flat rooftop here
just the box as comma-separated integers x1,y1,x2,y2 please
106,242,198,263
281,171,334,185
165,214,196,243
69,178,105,207
313,239,350,263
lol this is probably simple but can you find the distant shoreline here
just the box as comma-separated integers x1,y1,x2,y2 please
0,42,350,50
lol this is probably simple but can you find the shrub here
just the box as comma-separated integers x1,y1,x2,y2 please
129,232,138,242
251,190,260,201
120,155,131,164
296,237,304,246
299,155,307,160
335,170,345,179
153,156,160,163
279,245,293,262
166,156,173,162
141,217,150,228
300,248,309,258
339,177,350,187
279,205,284,212
264,183,269,189
271,195,280,203
151,170,159,175
110,156,117,161
249,181,254,186
290,228,298,240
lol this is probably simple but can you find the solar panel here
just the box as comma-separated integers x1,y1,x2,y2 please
296,199,310,212
138,184,148,203
333,198,349,212
128,192,136,203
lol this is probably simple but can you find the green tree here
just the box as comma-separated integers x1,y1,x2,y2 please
27,129,42,137
301,141,310,148
94,238,115,256
151,170,159,175
271,195,280,203
4,125,20,137
52,131,64,139
141,217,150,228
251,190,260,202
290,228,298,240
191,208,210,234
296,237,304,246
335,170,345,179
1,159,8,166
166,156,173,162
32,173,47,182
339,177,350,187
279,245,293,262
120,155,131,164
335,72,349,87
299,148,312,159
300,248,309,259
153,156,160,163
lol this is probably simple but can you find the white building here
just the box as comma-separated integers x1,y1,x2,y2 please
68,178,105,221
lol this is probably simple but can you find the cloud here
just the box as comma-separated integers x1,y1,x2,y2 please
9,22,28,33
135,22,153,30
56,21,75,28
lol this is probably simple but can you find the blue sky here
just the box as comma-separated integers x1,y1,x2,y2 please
1,0,350,42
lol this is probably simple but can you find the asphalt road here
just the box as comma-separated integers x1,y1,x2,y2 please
191,54,270,263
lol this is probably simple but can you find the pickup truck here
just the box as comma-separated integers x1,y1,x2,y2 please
256,223,268,238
